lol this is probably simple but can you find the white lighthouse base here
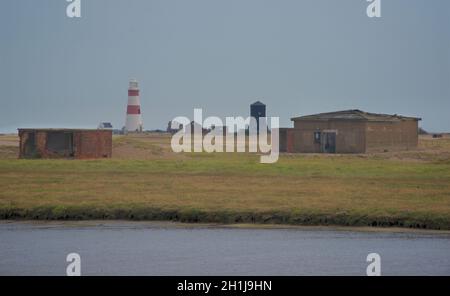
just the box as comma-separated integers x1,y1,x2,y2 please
125,115,143,133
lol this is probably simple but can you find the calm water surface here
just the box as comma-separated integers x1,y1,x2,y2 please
0,221,449,276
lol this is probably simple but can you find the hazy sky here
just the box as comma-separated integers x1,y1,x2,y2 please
1,0,449,133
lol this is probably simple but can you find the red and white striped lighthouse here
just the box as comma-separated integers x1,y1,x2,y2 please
125,79,143,133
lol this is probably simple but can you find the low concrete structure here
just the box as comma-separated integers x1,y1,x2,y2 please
281,110,421,153
18,129,112,159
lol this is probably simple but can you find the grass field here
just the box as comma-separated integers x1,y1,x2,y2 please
1,133,450,230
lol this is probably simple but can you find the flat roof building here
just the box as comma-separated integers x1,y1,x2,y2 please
281,110,421,154
18,128,112,159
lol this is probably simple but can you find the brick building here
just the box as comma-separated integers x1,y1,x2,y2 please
18,129,112,159
280,110,421,153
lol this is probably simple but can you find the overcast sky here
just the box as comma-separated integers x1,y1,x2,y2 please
1,0,449,133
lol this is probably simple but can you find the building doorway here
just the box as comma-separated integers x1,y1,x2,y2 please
321,131,336,153
23,132,37,158
46,132,74,157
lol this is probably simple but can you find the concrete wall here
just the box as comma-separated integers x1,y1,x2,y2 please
365,120,418,152
285,119,419,154
291,120,366,153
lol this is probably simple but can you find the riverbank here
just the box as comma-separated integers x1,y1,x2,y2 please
2,220,450,235
1,134,449,231
2,206,450,230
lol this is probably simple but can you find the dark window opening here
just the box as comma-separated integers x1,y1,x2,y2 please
314,131,321,144
46,132,74,156
23,132,38,158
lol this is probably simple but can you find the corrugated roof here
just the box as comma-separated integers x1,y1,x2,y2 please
291,109,421,122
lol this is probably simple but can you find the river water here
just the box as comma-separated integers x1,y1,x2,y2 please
0,221,449,276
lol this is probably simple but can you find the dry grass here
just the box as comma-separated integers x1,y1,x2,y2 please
0,133,449,229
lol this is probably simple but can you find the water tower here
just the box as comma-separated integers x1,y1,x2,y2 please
250,101,266,133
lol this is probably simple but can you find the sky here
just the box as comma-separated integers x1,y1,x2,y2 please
0,0,449,133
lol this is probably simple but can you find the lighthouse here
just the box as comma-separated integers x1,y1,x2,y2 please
125,79,143,133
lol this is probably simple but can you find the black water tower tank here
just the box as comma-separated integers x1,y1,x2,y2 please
250,101,266,133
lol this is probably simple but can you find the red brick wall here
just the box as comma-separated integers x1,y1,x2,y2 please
287,129,295,153
74,130,112,159
279,128,296,153
18,130,112,159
